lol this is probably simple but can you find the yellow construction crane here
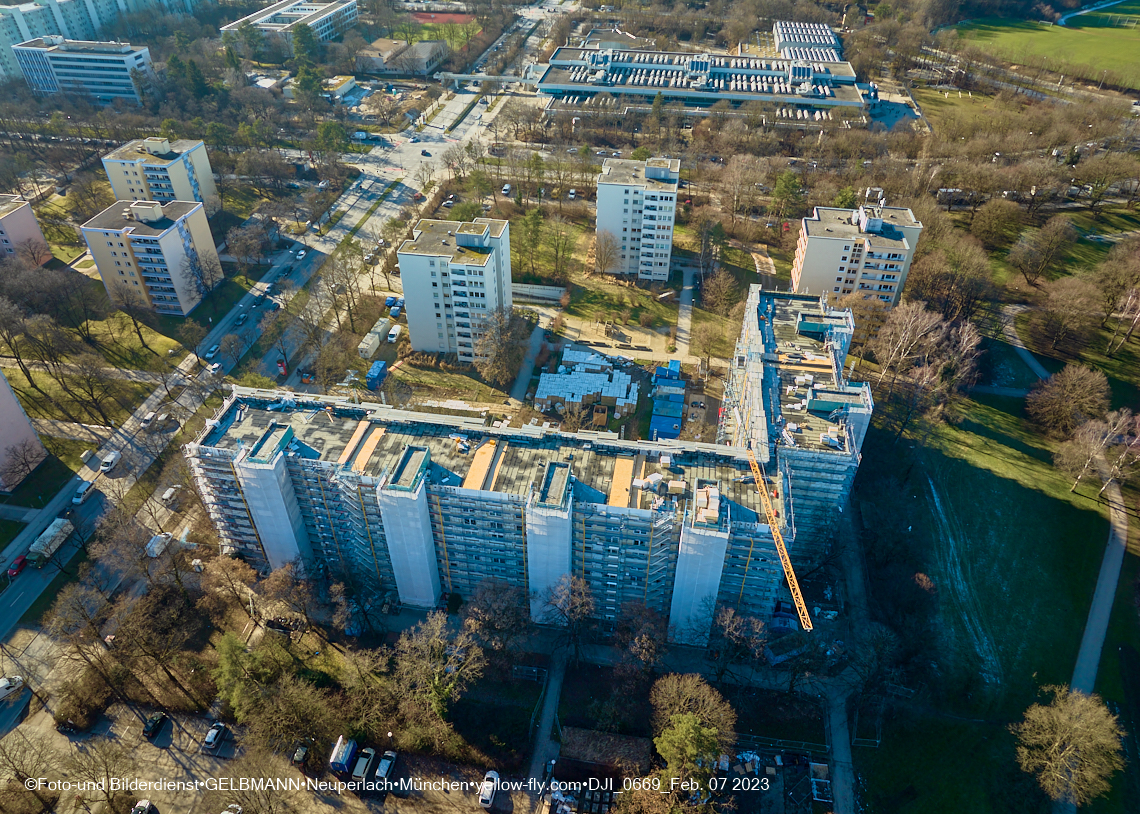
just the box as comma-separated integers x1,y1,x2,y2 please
746,448,814,632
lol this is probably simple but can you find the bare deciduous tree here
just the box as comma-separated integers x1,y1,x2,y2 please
595,229,621,276
1027,365,1110,437
1011,685,1124,807
542,574,595,665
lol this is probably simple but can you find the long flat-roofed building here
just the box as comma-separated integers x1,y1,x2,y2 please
791,199,923,306
538,21,863,122
102,137,217,204
12,36,152,103
186,287,873,643
0,0,198,84
221,0,359,50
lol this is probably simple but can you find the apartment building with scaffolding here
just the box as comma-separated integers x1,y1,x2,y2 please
720,286,873,565
186,290,873,642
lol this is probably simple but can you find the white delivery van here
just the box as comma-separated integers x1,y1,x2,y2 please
387,325,403,343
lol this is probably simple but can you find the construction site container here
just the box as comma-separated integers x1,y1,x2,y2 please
330,736,358,774
358,332,381,359
367,361,388,391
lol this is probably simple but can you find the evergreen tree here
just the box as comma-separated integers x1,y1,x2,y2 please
290,23,320,66
185,59,210,99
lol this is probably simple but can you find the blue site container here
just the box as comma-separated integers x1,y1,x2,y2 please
366,360,388,390
329,736,357,773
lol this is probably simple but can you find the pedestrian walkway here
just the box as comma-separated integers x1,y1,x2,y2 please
527,650,568,782
675,263,695,357
31,418,114,443
0,504,37,522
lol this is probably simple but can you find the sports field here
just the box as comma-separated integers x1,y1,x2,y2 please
954,14,1140,89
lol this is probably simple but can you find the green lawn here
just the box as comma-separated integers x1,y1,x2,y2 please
977,336,1046,391
1082,0,1140,25
854,386,1130,811
0,446,82,509
953,18,1140,89
392,363,510,403
2,367,153,428
0,519,25,549
1015,312,1140,409
911,86,1000,127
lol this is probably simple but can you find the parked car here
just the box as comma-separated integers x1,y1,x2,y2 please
376,750,398,783
203,722,227,751
235,312,249,326
0,676,24,701
292,742,310,769
421,149,431,157
442,200,454,207
7,556,27,577
130,801,154,814
143,712,167,739
140,411,156,428
502,184,512,195
297,250,306,260
204,344,221,360
208,363,222,375
351,747,376,782
100,451,122,472
478,771,499,809
317,180,330,189
72,480,95,505
568,189,576,199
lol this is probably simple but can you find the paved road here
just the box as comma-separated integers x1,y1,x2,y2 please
1001,304,1052,379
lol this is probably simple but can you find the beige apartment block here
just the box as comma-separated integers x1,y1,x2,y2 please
0,370,47,492
102,137,217,205
81,200,220,317
0,194,51,264
791,201,923,307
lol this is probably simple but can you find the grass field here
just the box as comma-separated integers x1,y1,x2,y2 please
953,17,1140,89
854,388,1124,811
0,519,25,549
2,367,152,427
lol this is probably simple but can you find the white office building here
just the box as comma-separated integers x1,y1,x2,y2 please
0,0,197,83
397,218,512,364
595,158,679,281
221,0,359,50
102,137,217,204
791,200,923,307
80,199,220,317
12,36,153,104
